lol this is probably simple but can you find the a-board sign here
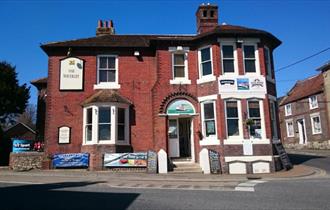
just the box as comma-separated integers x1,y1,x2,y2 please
209,150,221,174
147,150,157,174
274,143,293,170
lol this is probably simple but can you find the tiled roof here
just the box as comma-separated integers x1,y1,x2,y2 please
81,90,132,106
41,24,281,51
280,74,324,105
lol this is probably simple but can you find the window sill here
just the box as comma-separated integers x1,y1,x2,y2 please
83,141,115,146
197,75,216,84
312,132,322,135
170,79,191,85
200,138,220,146
224,138,270,145
94,83,121,90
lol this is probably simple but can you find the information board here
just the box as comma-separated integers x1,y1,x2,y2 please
209,150,221,174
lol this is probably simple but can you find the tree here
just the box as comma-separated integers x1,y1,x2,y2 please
0,61,30,130
17,104,36,129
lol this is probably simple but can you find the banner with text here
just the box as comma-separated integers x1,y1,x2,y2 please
104,153,147,167
53,153,89,168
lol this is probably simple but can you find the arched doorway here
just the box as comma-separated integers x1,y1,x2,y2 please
166,99,196,160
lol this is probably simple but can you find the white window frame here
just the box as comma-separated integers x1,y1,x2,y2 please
200,100,218,139
309,95,318,110
285,104,292,116
247,100,265,139
220,42,238,75
310,113,322,135
94,55,121,89
224,100,243,140
197,45,216,84
242,43,260,75
169,47,191,84
286,119,294,137
269,100,278,140
82,103,129,145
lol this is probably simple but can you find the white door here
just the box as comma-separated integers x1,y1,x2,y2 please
168,119,180,157
297,120,306,144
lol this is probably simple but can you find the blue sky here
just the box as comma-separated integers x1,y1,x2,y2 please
1,0,330,105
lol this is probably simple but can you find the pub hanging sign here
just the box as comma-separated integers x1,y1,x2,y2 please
59,57,84,90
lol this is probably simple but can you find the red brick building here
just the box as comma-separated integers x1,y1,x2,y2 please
39,4,281,174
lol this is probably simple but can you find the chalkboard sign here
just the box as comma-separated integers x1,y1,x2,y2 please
274,143,293,170
209,150,221,174
147,150,157,174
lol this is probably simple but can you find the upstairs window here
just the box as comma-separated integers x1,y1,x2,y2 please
221,45,237,74
248,101,262,139
264,46,272,78
243,45,257,73
285,104,292,116
199,47,213,77
309,95,318,109
95,55,120,89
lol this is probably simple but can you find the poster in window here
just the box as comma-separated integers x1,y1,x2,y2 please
60,57,84,90
58,126,71,144
206,121,215,135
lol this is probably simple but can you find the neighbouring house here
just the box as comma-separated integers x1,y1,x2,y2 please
279,61,330,149
0,122,36,165
35,4,282,174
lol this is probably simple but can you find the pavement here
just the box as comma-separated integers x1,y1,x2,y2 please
286,148,330,157
0,161,326,192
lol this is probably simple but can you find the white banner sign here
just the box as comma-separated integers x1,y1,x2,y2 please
218,76,266,98
60,57,84,90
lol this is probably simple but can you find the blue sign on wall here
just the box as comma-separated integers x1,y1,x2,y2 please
12,139,32,153
53,153,89,168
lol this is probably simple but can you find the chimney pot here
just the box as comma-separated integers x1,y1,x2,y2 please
96,19,116,36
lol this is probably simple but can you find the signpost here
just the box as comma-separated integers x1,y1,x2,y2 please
274,143,293,170
209,150,221,174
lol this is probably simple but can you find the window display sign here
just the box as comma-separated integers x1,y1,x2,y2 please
58,126,71,144
104,153,147,167
12,139,33,153
53,153,89,168
219,76,266,98
60,57,84,90
166,100,195,115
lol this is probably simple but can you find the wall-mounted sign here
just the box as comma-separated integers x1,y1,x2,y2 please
58,126,71,144
219,76,266,99
243,140,253,156
60,57,84,90
166,100,195,115
104,153,147,167
53,153,89,168
12,139,33,153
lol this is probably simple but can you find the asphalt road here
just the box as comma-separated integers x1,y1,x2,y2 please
288,153,330,173
0,177,329,210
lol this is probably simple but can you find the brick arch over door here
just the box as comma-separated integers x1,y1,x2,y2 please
159,92,198,114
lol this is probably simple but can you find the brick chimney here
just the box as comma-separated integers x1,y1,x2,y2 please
96,20,115,36
196,3,218,34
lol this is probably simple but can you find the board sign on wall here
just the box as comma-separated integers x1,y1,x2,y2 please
12,139,33,153
60,57,84,90
53,153,89,168
218,76,266,98
104,153,147,167
166,100,195,115
58,126,71,144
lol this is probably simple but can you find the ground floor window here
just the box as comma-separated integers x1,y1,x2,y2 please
83,104,129,145
247,100,262,139
201,101,217,138
225,100,240,137
286,120,294,137
311,113,322,134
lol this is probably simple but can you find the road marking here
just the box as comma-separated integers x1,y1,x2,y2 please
0,180,43,185
235,180,267,192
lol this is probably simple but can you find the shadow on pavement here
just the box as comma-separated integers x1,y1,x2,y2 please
0,181,139,210
288,153,324,165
